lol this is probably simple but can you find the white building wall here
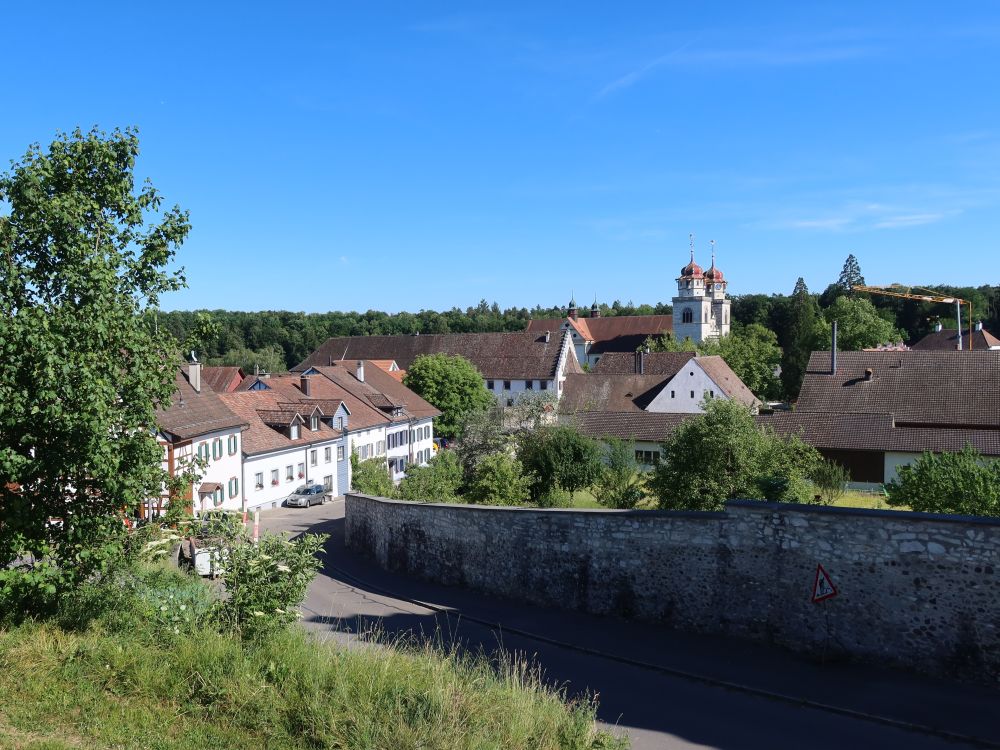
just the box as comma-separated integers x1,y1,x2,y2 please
186,427,244,514
883,450,997,484
485,378,556,405
409,418,435,466
646,361,724,414
243,447,307,511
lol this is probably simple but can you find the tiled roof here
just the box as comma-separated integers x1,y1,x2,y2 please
201,366,245,393
592,351,696,376
261,374,390,431
559,373,672,413
798,351,1000,428
567,411,695,442
157,370,247,441
217,391,343,456
322,362,441,421
295,331,571,380
256,409,304,426
760,411,1000,457
696,356,760,409
910,328,1000,351
526,315,673,354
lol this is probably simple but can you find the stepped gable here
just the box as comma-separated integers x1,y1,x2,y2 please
157,370,247,440
295,331,572,380
798,350,1000,429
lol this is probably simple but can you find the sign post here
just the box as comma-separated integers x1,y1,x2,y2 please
812,564,837,603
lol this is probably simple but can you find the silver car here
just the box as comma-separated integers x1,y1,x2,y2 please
284,484,327,508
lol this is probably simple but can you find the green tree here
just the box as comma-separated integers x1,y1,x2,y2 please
594,437,645,509
780,277,820,399
466,452,532,506
649,399,820,511
886,446,1000,516
815,296,905,351
0,128,190,612
714,323,783,401
518,426,602,504
403,353,494,439
837,253,866,291
350,455,395,497
811,459,849,505
397,450,462,502
208,345,286,376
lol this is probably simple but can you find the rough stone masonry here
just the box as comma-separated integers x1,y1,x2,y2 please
345,494,1000,684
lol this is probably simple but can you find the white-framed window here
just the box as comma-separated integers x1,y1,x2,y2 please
228,477,239,498
310,449,317,466
228,434,238,455
297,462,305,478
337,446,345,461
197,442,209,462
323,475,333,491
290,424,300,440
285,465,294,481
635,450,659,465
271,469,279,486
254,472,263,489
324,447,332,463
212,438,223,460
213,487,224,506
310,416,319,431
377,440,385,454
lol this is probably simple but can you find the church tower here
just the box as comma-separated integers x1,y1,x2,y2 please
671,238,731,344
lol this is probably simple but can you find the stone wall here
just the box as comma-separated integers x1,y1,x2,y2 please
345,494,1000,683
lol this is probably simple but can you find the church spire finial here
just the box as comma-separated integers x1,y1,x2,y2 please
710,239,715,268
689,233,695,262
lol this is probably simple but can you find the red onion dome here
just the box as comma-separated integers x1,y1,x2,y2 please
705,265,724,281
680,261,704,278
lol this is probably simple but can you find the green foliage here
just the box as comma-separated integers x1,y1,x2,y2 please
780,277,821,399
837,253,866,291
650,399,820,511
404,353,494,439
455,401,510,484
594,437,644,509
351,454,396,497
215,532,328,641
814,296,906,351
0,127,190,611
518,426,603,504
811,460,849,505
466,452,532,505
208,344,287,376
886,445,1000,516
397,450,463,502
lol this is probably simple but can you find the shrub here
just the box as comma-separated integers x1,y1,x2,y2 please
886,445,1000,516
518,426,602,502
594,437,645,510
398,450,462,502
811,460,849,505
466,452,532,506
351,455,396,497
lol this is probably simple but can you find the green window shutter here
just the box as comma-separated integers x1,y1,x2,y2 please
228,435,237,455
214,488,223,506
229,477,239,498
213,439,222,460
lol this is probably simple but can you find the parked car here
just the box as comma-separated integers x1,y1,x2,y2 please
284,483,327,508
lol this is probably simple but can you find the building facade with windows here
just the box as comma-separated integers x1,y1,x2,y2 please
671,246,731,345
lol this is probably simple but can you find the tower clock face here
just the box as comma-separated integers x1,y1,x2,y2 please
714,283,721,290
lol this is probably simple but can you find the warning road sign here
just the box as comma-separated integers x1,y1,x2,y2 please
812,564,837,603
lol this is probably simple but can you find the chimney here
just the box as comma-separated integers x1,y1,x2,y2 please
976,320,983,332
300,374,311,396
864,368,874,381
934,321,943,333
830,320,838,375
356,360,365,382
639,350,645,375
188,351,201,393
544,330,551,343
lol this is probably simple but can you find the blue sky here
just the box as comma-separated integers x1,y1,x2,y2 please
4,2,999,312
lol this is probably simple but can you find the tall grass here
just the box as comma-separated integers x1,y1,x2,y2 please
0,565,625,750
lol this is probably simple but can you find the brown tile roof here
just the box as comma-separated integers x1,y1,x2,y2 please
295,331,572,380
217,391,343,456
592,351,696,376
759,411,1000,457
567,411,695,442
157,370,247,441
910,328,1000,351
526,315,673,354
322,362,441,422
201,366,245,393
261,374,391,431
696,356,760,409
559,373,672,413
798,351,1000,429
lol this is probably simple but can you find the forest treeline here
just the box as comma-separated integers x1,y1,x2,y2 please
157,257,1000,380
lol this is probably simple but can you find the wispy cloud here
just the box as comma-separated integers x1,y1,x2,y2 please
339,256,350,265
597,39,697,98
873,213,947,229
776,203,959,233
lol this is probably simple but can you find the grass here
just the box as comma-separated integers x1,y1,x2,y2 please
830,489,908,511
0,566,625,750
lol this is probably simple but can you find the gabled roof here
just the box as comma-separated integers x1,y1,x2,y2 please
295,331,573,380
260,373,390,431
157,370,247,441
201,366,245,393
798,351,1000,429
321,362,441,422
696,356,760,409
567,411,695,442
217,391,342,456
559,373,673,413
910,328,1000,351
592,351,696,376
526,315,673,354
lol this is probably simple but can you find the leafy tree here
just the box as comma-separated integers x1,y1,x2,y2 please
594,437,645,509
811,460,849,505
886,446,1000,516
350,455,395,497
183,312,220,358
815,296,905,350
837,253,866,291
0,127,190,612
649,399,820,511
404,353,494,439
518,426,602,504
466,452,532,506
208,345,286,376
780,277,820,399
714,323,783,401
397,450,462,502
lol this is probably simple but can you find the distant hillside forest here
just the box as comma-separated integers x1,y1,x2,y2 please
158,283,1000,375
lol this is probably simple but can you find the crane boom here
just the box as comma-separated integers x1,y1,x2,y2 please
851,284,973,350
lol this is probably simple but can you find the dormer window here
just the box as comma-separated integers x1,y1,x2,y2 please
310,415,319,431
290,424,300,440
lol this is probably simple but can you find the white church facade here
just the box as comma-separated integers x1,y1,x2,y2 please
671,240,731,344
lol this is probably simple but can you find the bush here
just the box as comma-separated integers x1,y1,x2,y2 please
398,450,462,502
351,455,396,497
886,445,1000,516
466,452,532,506
811,460,848,505
594,437,645,509
518,426,602,502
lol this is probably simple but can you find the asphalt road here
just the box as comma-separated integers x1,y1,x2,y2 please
260,500,1000,750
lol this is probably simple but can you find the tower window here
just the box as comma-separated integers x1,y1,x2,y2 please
682,309,693,324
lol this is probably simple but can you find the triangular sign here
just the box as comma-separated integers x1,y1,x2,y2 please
812,564,837,603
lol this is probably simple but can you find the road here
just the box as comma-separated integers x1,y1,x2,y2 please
260,500,1000,750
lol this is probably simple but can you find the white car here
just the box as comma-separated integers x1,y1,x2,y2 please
284,484,328,508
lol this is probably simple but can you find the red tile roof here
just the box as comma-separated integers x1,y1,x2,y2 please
217,391,343,456
592,351,696,376
910,328,1000,351
201,366,245,393
526,315,673,355
156,370,247,440
323,362,441,421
